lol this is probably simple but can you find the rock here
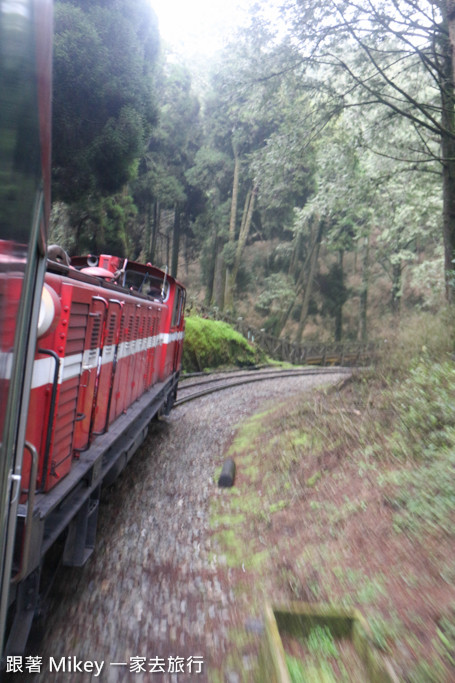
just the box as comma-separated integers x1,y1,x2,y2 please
218,458,236,487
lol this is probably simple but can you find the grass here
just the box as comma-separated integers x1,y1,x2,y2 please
285,626,354,682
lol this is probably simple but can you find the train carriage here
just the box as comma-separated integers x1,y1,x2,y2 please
22,255,185,494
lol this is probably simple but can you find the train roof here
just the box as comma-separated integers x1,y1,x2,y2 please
46,252,185,302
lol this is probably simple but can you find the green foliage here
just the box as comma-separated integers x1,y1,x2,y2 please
285,627,351,682
382,451,455,537
369,320,455,539
376,309,455,377
58,191,138,257
222,242,236,268
49,0,448,325
91,106,144,194
307,626,339,658
389,360,455,460
255,273,294,316
407,658,447,683
181,316,263,372
53,0,159,202
138,60,203,210
437,613,455,668
286,654,307,683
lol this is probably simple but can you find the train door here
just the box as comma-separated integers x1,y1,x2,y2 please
125,306,141,406
172,287,186,371
136,307,148,395
145,308,157,388
92,299,122,435
24,280,75,493
72,296,106,452
110,304,131,421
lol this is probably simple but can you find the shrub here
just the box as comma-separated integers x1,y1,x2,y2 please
182,316,264,372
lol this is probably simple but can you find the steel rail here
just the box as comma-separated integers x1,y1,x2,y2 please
178,366,343,391
174,367,351,407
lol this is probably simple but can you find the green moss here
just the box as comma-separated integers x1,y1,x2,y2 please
307,471,322,487
210,513,246,529
212,529,239,559
225,490,264,517
269,500,288,514
247,549,270,570
182,315,265,372
290,430,310,448
228,409,275,452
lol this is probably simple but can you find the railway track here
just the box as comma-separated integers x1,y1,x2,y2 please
175,366,352,407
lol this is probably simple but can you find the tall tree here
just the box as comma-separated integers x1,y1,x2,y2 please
261,0,455,298
133,59,202,274
192,36,288,311
53,0,159,203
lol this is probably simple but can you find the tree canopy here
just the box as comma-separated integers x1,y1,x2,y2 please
52,0,160,202
50,0,447,340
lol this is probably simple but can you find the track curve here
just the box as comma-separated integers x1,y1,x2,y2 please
176,366,352,407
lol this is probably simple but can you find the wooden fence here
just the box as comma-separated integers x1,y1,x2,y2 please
192,305,375,366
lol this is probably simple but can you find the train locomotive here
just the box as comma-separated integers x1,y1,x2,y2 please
6,251,186,654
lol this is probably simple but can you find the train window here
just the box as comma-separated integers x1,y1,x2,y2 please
123,269,169,300
124,270,146,292
147,275,169,300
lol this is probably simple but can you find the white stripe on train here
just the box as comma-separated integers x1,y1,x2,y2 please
32,331,184,388
0,331,185,387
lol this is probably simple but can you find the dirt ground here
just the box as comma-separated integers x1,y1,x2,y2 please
208,377,455,682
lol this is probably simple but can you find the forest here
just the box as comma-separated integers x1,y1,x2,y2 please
50,0,452,343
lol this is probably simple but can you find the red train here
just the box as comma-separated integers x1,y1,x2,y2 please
7,251,185,655
23,253,185,496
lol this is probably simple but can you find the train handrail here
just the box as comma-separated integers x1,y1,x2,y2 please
87,295,109,443
11,442,38,584
37,348,60,491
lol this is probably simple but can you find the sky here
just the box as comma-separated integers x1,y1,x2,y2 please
149,0,253,57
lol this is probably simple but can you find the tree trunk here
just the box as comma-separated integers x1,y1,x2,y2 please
277,232,313,337
440,4,455,301
289,229,304,278
295,217,324,344
214,249,225,308
144,201,152,261
230,186,257,287
165,231,170,269
358,234,370,342
223,148,241,311
183,232,189,277
171,204,180,278
391,259,402,313
149,201,160,263
205,227,218,305
224,186,257,312
441,132,455,302
334,250,344,342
